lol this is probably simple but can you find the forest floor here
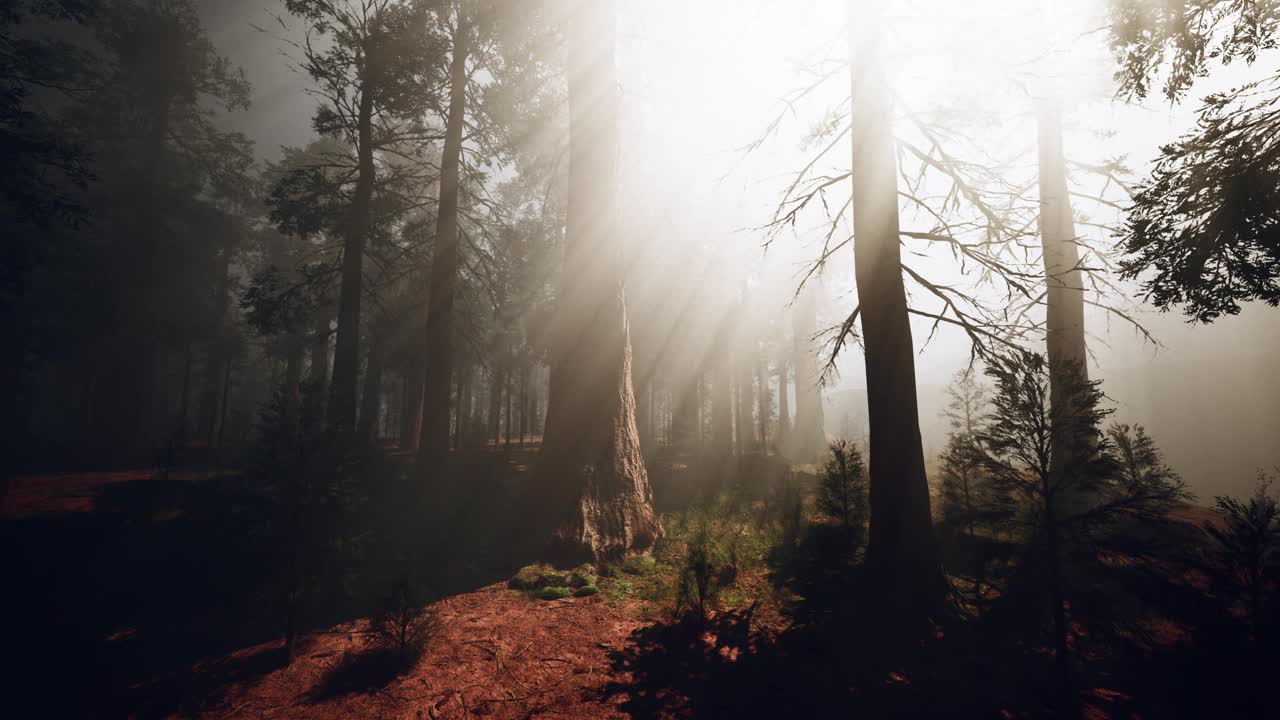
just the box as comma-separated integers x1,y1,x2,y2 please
4,456,1258,719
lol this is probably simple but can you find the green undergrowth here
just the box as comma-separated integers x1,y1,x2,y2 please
507,473,812,619
509,562,599,600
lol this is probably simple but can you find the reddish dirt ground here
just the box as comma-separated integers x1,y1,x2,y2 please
2,468,198,516
181,585,651,720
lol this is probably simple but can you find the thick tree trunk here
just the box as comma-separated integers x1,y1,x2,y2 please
420,18,471,466
791,285,826,463
329,83,376,436
534,0,660,564
1036,101,1090,483
847,0,944,613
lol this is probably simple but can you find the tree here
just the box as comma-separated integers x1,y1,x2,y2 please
74,0,256,450
285,0,444,435
790,282,826,463
1203,473,1280,642
846,0,944,613
816,439,868,549
981,354,1191,712
533,0,660,564
981,352,1110,712
1111,0,1280,321
1036,100,1093,481
1119,83,1280,321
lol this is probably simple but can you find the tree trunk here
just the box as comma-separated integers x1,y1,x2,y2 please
847,0,943,613
792,284,826,463
420,17,471,466
534,0,660,564
197,247,232,445
777,357,790,454
283,337,304,438
756,357,770,454
487,363,502,450
399,345,425,452
711,334,733,456
358,335,384,444
520,365,530,448
329,80,376,436
1036,100,1091,488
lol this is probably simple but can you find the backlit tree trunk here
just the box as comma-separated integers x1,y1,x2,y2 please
791,284,826,462
1036,100,1090,481
777,357,790,452
329,81,376,435
534,0,660,564
847,0,943,612
420,16,471,466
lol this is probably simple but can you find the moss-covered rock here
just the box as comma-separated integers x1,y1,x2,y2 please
569,562,598,588
573,584,599,597
508,564,570,591
622,554,657,576
535,586,572,600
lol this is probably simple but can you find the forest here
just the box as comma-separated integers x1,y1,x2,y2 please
2,0,1278,717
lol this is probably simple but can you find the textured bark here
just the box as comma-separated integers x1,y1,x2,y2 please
1036,100,1091,487
420,18,471,466
847,0,944,612
329,80,376,435
791,284,827,463
535,0,660,564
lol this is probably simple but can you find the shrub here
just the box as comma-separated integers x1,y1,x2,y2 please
675,520,736,619
1205,473,1280,638
622,554,657,576
369,579,436,668
816,439,868,549
573,584,599,597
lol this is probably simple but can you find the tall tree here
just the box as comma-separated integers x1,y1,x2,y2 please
286,0,443,435
790,282,826,462
420,4,470,462
846,0,943,611
1036,100,1092,485
534,0,660,563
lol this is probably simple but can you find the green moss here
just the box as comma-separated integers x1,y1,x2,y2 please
508,564,569,591
535,586,572,600
569,562,598,587
573,584,599,597
622,554,657,576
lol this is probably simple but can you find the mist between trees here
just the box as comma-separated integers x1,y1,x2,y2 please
2,1,1278,718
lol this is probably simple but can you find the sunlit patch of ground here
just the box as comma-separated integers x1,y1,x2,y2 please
188,584,650,720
